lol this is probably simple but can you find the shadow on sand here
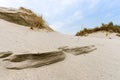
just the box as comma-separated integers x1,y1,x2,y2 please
3,51,65,70
0,45,97,70
58,45,97,55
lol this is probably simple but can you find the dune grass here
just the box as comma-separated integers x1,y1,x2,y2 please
76,22,120,36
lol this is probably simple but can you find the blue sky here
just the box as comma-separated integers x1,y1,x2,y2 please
0,0,120,34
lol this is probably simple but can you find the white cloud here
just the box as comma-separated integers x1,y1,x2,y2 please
36,0,79,18
50,22,64,30
71,11,83,20
0,0,24,7
50,10,83,31
88,0,100,9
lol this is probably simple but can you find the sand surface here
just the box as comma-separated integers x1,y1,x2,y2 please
87,31,120,39
0,20,120,80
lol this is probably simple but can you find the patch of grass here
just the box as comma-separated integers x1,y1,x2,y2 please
76,22,120,36
19,7,45,29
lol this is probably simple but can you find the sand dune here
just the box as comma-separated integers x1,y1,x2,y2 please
87,31,120,39
0,19,120,80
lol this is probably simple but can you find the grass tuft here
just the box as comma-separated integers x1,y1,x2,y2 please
76,22,120,36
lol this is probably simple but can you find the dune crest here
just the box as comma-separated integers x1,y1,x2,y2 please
0,7,53,31
76,22,120,37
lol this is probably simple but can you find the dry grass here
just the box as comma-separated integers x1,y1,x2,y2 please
19,7,46,30
76,22,120,36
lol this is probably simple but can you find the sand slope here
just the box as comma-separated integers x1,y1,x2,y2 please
87,31,120,39
0,20,120,80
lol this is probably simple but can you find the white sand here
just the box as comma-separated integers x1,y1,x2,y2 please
0,19,120,80
87,31,120,39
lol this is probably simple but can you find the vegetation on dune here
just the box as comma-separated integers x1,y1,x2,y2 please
19,7,45,29
0,7,53,31
76,22,120,36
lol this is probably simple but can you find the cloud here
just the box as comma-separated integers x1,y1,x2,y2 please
50,22,64,30
38,0,80,18
0,0,24,7
70,11,83,20
88,0,100,9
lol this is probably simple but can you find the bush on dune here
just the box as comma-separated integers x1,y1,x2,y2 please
76,22,120,36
